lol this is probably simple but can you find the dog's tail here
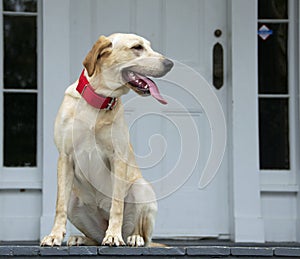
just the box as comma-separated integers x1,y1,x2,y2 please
149,242,167,247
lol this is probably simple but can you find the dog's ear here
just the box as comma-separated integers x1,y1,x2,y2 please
83,36,112,77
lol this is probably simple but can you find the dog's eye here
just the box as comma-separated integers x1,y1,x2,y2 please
131,44,144,51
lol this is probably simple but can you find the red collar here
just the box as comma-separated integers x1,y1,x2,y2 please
76,70,117,110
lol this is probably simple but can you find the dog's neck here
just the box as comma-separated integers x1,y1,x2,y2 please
76,70,118,110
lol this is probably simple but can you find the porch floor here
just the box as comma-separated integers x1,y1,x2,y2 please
1,239,300,258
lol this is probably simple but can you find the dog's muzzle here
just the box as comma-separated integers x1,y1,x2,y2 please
122,58,173,105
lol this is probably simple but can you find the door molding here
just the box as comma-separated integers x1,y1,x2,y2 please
230,0,265,242
40,0,71,239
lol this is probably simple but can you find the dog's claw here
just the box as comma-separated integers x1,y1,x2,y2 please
40,235,64,247
67,235,98,246
127,235,145,247
67,236,85,246
102,234,125,246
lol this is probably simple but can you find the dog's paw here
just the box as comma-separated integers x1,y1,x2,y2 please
127,235,145,247
40,234,64,246
67,236,86,246
67,235,98,246
102,234,125,246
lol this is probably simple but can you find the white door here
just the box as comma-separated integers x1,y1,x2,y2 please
120,0,229,238
43,0,229,240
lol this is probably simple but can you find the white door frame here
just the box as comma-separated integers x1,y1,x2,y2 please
230,0,300,242
40,0,71,238
40,0,264,242
40,0,277,243
230,0,265,242
257,0,299,242
0,0,43,188
0,0,43,241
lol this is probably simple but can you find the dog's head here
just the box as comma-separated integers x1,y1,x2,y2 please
83,33,173,104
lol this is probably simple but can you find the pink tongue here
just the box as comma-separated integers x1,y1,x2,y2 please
139,75,167,105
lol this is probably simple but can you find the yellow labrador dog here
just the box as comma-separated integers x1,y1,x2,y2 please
41,33,173,247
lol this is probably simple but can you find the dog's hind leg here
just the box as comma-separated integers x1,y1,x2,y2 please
141,204,157,246
125,204,157,247
67,192,107,246
123,178,157,247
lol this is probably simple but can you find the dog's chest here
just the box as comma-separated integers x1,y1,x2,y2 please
71,112,116,202
72,109,116,155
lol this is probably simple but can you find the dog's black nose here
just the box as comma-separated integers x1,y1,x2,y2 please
163,58,174,71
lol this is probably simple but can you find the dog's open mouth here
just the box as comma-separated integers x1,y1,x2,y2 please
122,70,167,104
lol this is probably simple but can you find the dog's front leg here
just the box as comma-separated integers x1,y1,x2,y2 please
102,159,129,246
41,154,74,246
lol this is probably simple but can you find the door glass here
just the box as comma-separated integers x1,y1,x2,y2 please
258,0,290,170
4,93,37,167
4,15,37,89
258,0,288,19
2,0,38,167
259,98,290,169
3,0,37,12
258,23,288,94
